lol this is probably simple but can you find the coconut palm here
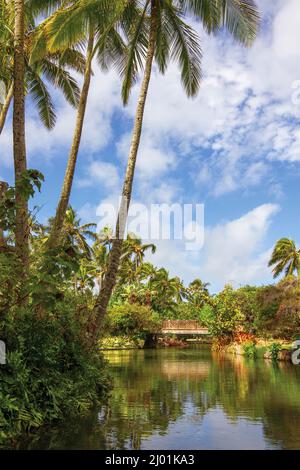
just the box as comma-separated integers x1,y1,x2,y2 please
13,0,29,274
55,206,97,257
149,267,184,312
268,238,300,278
0,0,83,134
184,278,210,307
93,0,260,327
121,233,156,270
33,0,129,248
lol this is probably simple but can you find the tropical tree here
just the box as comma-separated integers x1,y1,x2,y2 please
33,0,129,248
93,0,260,330
269,238,300,278
121,233,156,270
184,278,210,308
149,267,184,313
54,206,97,257
0,0,83,134
13,0,29,275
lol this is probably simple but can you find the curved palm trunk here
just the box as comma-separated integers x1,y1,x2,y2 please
92,2,158,333
0,83,13,134
0,181,8,251
48,30,94,249
13,0,29,274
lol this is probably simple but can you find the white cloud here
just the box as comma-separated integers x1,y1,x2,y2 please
117,131,177,180
77,160,120,189
142,204,280,291
0,66,121,167
200,204,280,289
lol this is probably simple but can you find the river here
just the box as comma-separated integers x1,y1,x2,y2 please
20,346,300,449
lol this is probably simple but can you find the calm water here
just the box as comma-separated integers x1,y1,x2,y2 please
21,347,300,449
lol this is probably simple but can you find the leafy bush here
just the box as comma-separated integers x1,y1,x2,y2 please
0,303,110,446
104,304,162,340
100,335,144,349
268,342,281,361
242,341,257,358
202,285,245,340
257,277,300,339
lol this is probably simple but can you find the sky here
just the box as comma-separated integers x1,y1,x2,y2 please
1,0,300,292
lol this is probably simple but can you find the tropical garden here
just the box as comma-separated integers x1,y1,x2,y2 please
0,0,299,449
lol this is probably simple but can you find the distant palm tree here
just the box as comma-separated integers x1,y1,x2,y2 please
122,234,156,269
59,206,97,257
268,238,300,278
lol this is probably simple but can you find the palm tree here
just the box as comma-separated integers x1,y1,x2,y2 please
149,267,184,312
34,0,128,248
121,233,156,270
54,206,97,257
93,0,260,328
185,278,210,308
13,0,29,275
0,0,83,134
268,238,300,278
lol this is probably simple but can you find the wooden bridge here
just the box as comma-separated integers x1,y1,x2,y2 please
161,320,209,336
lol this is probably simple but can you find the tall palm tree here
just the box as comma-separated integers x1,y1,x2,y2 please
93,0,260,328
0,50,84,134
0,0,84,134
34,0,128,248
268,238,300,278
13,0,29,275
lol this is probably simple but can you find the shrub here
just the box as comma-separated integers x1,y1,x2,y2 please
243,341,257,358
203,285,245,340
104,303,162,340
268,342,281,361
0,297,110,447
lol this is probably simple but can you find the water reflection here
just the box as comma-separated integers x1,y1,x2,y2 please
20,347,300,449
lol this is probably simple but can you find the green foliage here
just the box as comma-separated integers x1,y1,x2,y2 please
202,285,245,340
99,335,144,350
104,304,161,341
242,341,257,358
268,342,281,362
257,277,300,339
268,238,300,279
0,171,44,234
0,302,110,446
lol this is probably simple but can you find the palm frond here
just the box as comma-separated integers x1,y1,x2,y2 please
26,66,56,129
165,3,202,97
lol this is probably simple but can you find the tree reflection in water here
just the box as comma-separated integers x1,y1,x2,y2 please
20,347,300,449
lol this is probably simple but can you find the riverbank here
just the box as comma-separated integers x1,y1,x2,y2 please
221,339,295,363
99,335,296,364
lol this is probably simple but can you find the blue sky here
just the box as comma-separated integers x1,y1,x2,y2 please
1,0,300,292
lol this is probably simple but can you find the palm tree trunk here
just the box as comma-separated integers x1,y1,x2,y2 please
13,0,29,274
91,2,158,332
48,30,94,249
0,181,8,251
0,83,13,134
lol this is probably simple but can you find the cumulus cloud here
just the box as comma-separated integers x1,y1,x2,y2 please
146,203,279,291
77,160,120,189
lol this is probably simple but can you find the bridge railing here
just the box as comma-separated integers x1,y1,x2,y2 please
161,320,204,331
